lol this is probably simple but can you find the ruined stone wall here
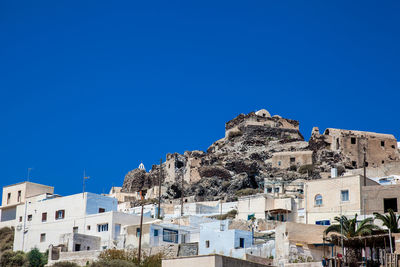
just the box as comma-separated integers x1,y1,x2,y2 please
322,128,399,168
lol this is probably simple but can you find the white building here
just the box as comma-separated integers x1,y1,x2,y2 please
13,191,153,252
199,220,253,259
0,182,54,228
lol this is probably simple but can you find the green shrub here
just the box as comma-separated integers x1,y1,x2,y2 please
0,250,28,267
289,165,297,171
50,262,80,267
298,164,314,174
27,248,47,267
91,259,138,267
234,188,262,197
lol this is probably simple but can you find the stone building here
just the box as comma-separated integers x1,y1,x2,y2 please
271,151,313,169
225,109,302,140
311,127,400,168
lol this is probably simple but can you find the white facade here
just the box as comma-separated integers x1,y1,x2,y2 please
13,192,151,252
199,220,253,258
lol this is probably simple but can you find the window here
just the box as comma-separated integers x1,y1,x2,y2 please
17,191,21,202
239,238,245,248
336,139,340,149
19,216,22,222
55,210,65,220
316,220,331,226
7,193,11,204
136,228,141,237
278,161,281,166
315,194,323,206
73,227,78,233
98,223,108,232
381,141,385,147
274,188,279,193
205,240,210,248
87,247,90,251
365,162,369,167
87,225,91,231
352,161,357,167
384,198,398,212
163,229,178,243
290,157,296,163
75,244,81,251
351,137,356,144
266,187,272,193
341,190,349,202
42,213,47,222
154,229,159,237
27,215,32,221
98,208,105,213
40,233,46,242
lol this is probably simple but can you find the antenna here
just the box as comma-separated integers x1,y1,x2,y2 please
27,168,33,182
82,169,90,197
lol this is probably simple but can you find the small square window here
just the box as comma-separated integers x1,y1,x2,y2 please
341,190,349,202
290,157,296,163
278,161,281,166
205,240,210,248
40,233,46,242
136,228,140,237
154,229,159,237
87,225,91,231
55,210,65,220
19,216,22,222
99,208,105,213
73,227,78,233
351,137,356,144
381,141,385,147
27,215,32,221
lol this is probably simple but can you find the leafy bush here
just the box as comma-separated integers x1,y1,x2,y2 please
27,248,47,267
298,164,314,174
227,129,243,139
234,188,262,197
91,259,138,267
0,250,28,267
289,165,297,171
97,249,162,267
50,262,80,267
0,227,14,253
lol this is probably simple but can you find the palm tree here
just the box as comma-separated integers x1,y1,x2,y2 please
324,214,379,267
374,209,400,233
325,214,378,237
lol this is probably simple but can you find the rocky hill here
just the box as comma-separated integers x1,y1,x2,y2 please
121,109,400,202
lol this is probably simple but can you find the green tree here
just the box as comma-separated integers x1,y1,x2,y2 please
325,214,378,238
374,209,400,233
325,214,379,267
27,248,46,267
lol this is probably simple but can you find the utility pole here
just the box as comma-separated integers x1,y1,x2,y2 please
340,206,344,257
138,190,144,263
158,159,162,219
180,174,184,217
363,146,367,186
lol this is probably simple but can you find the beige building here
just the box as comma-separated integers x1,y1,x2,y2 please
271,151,313,169
107,187,138,203
0,182,54,228
275,222,334,264
311,128,400,168
237,194,303,223
304,174,400,225
162,254,269,267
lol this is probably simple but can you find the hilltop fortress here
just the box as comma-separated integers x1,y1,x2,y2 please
121,109,400,202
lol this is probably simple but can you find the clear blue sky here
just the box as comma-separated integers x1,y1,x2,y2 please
1,1,399,196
